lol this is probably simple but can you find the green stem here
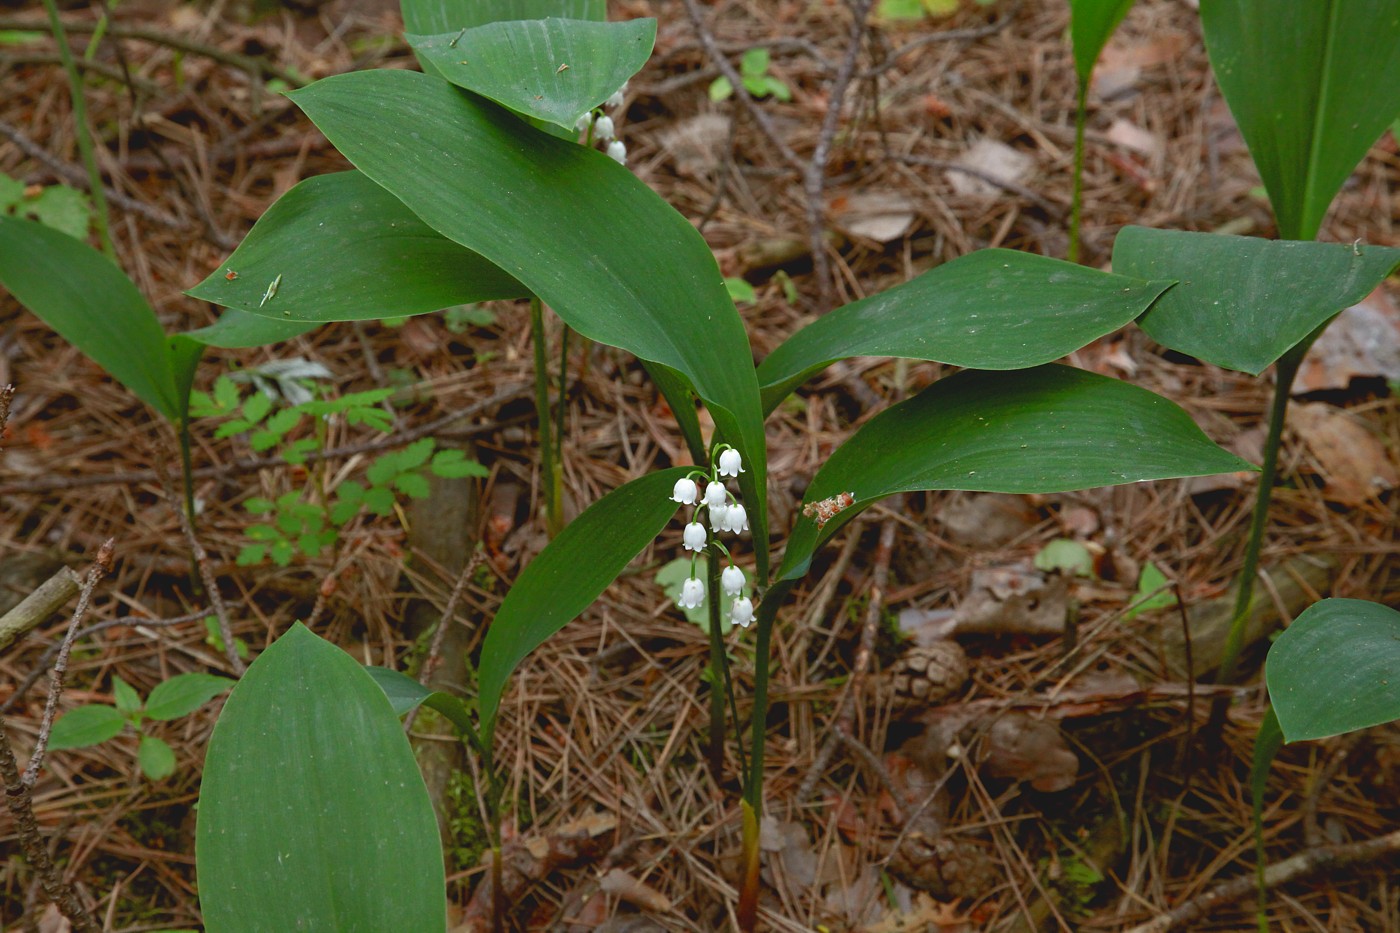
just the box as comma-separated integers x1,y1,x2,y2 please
705,552,726,780
529,296,561,537
1068,78,1088,265
177,420,197,531
743,579,795,805
1216,350,1301,683
40,0,114,259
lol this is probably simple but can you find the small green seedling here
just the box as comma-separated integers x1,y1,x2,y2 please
47,673,234,780
709,48,791,102
204,616,249,660
0,172,91,241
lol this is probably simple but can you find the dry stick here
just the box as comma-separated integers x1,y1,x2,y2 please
404,550,484,734
803,0,876,306
0,117,188,229
20,540,114,788
857,0,1023,81
893,154,1062,216
1120,829,1400,933
0,383,531,497
0,566,82,656
677,0,803,173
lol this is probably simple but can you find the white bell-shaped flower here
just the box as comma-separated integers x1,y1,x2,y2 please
671,477,698,505
703,482,728,511
730,596,755,628
574,112,593,133
593,114,616,142
679,577,705,609
708,503,730,532
606,139,627,165
721,564,745,596
718,448,744,477
683,521,707,552
605,82,627,109
723,502,749,534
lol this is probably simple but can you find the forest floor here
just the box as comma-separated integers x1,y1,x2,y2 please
2,0,1400,930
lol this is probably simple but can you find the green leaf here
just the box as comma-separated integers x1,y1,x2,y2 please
1266,598,1400,742
708,75,734,102
478,467,688,749
187,172,528,322
1200,0,1400,240
1068,0,1136,84
724,277,757,304
409,18,655,130
740,47,769,78
402,0,603,36
197,624,445,932
757,249,1171,414
0,215,181,421
181,308,320,349
778,365,1253,580
289,70,769,578
11,184,93,240
1114,227,1400,375
364,666,476,738
394,471,432,499
398,437,436,469
47,705,126,750
236,544,267,566
112,675,142,716
145,673,235,721
1124,560,1178,620
431,449,490,478
138,735,177,781
364,486,396,516
240,391,273,425
1033,539,1094,578
655,556,714,629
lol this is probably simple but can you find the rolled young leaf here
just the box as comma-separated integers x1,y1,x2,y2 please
757,249,1171,414
288,71,769,577
1068,0,1136,84
1114,227,1400,375
778,364,1254,580
409,18,655,130
187,171,528,321
1267,599,1400,743
477,467,689,750
197,623,445,933
366,665,476,738
1200,0,1400,241
0,214,182,421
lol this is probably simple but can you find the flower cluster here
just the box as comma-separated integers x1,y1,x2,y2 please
575,81,629,165
669,445,754,628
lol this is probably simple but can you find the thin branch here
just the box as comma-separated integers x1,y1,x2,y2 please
404,549,484,733
804,0,876,306
22,539,114,788
893,153,1062,216
0,383,531,498
857,0,1022,81
1120,829,1400,933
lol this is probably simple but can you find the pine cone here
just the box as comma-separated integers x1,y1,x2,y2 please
888,640,968,710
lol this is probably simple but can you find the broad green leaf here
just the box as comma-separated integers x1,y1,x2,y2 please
778,365,1253,580
289,71,769,576
180,310,319,350
1266,598,1400,743
144,673,235,721
1200,0,1400,240
0,214,181,421
188,171,528,322
112,675,142,716
197,623,445,933
409,18,655,129
138,735,177,780
478,468,688,749
402,0,603,36
365,665,477,738
47,705,126,750
1115,227,1400,375
757,249,1171,414
1068,0,1135,84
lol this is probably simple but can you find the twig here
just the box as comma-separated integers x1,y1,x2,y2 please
404,550,484,733
1120,829,1400,933
804,0,876,306
0,117,189,230
0,383,531,497
677,0,803,173
0,722,101,932
0,565,82,656
0,383,13,434
892,153,1062,216
857,0,1023,80
21,539,114,788
0,16,309,87
153,445,244,675
0,52,162,95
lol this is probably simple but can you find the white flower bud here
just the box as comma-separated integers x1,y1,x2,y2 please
606,139,627,165
721,564,745,596
671,477,698,505
730,596,754,628
679,577,705,609
718,448,744,477
683,521,707,552
723,502,749,534
593,114,615,141
703,482,728,511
